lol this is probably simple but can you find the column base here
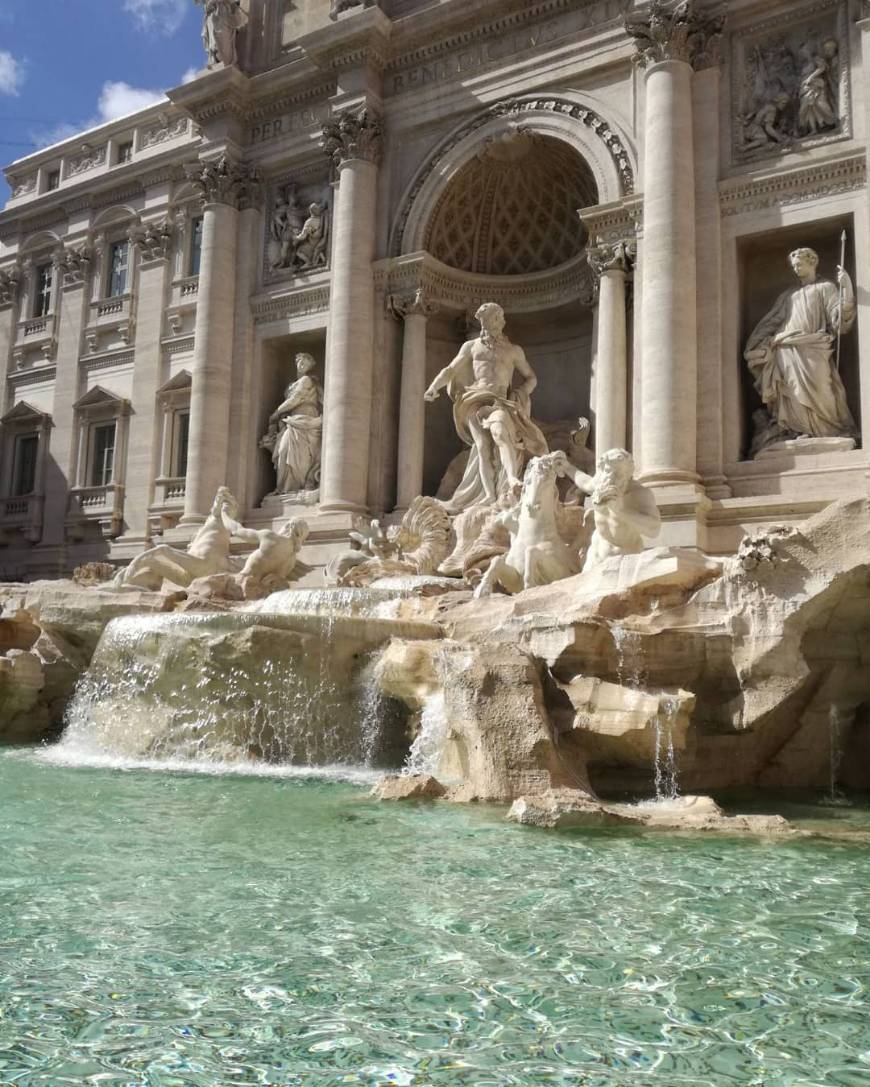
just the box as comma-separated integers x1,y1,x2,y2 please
646,481,712,552
638,468,701,487
318,499,369,516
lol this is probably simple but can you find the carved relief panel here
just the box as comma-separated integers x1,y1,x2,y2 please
263,177,331,285
731,0,850,164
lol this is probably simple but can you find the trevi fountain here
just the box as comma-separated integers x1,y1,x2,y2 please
1,1,870,1084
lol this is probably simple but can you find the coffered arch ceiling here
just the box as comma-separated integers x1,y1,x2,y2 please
423,131,597,277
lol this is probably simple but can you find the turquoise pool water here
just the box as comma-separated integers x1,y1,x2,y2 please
1,750,869,1087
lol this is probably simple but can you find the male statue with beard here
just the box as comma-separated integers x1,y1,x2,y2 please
424,302,548,513
555,448,661,569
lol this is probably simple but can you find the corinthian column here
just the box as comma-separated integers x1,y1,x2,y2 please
319,106,383,513
391,289,438,512
626,0,723,485
589,239,635,457
181,155,259,523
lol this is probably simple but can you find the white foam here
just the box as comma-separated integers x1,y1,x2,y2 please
24,744,380,785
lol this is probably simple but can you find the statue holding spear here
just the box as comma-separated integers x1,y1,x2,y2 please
744,238,858,453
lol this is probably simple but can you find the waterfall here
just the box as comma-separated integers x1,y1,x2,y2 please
404,692,448,777
823,705,850,807
653,697,680,802
611,623,681,802
55,600,439,774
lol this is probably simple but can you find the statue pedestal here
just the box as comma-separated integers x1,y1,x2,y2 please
756,436,856,460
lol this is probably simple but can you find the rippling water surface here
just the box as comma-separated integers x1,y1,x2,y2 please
1,749,869,1086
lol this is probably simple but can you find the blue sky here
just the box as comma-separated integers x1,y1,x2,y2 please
0,0,205,203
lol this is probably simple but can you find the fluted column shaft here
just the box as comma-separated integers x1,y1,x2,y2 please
319,106,383,514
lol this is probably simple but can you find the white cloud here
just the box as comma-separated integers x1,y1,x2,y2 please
31,81,167,150
181,66,201,84
0,50,25,96
122,0,188,35
97,81,166,121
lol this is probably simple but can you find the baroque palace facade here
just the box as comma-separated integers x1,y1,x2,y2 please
0,0,867,579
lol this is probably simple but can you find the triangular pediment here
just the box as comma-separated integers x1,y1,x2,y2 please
156,369,192,396
72,385,126,411
1,400,52,425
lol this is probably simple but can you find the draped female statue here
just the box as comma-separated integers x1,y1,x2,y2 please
744,246,856,454
261,353,323,496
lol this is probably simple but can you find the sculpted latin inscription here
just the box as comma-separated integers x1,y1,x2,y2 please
389,0,629,96
250,105,329,146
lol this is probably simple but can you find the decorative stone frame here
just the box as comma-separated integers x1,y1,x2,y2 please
149,370,192,535
85,211,140,354
0,401,52,545
729,0,852,167
390,92,637,258
66,385,131,540
165,200,203,337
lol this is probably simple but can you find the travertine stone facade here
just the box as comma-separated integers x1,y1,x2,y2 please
1,0,869,579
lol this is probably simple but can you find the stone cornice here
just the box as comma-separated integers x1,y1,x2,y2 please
245,79,337,125
719,153,867,216
252,284,331,325
374,250,597,312
579,194,644,243
296,5,392,72
7,365,57,386
388,0,625,71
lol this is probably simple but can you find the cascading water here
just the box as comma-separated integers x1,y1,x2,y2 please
55,589,440,774
653,697,680,802
823,704,850,807
611,624,681,802
404,691,448,777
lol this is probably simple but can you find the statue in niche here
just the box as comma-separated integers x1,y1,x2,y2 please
197,0,248,68
112,487,238,591
744,247,857,455
260,353,323,497
424,302,548,514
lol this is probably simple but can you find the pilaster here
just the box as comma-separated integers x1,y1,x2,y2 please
588,240,635,458
119,220,175,548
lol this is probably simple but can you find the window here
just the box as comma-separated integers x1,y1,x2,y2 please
46,170,60,192
107,241,129,298
174,411,190,477
116,142,133,165
188,216,203,277
33,262,53,318
12,434,39,496
91,423,116,487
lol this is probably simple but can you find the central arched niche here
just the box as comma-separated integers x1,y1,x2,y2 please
424,131,598,276
418,131,600,497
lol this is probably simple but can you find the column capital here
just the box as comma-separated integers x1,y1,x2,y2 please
624,0,724,71
587,238,637,281
185,154,261,210
389,288,439,321
57,241,94,288
130,218,175,263
321,105,384,169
